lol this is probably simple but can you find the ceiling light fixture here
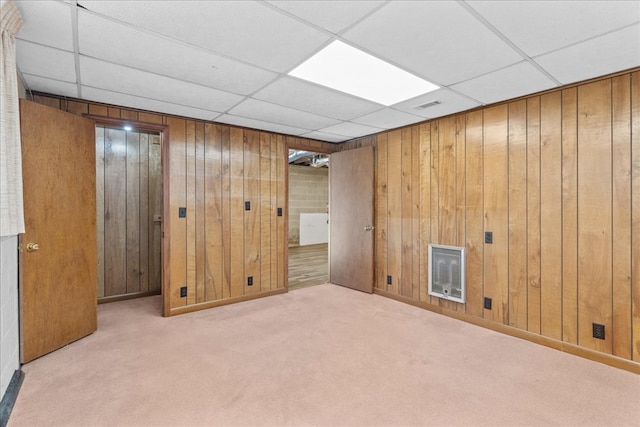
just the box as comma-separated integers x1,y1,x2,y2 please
123,125,132,131
289,40,439,106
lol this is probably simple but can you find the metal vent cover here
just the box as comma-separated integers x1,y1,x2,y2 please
428,244,466,303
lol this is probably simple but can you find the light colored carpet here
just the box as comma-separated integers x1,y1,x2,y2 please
9,284,640,426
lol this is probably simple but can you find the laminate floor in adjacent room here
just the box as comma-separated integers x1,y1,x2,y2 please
287,243,328,290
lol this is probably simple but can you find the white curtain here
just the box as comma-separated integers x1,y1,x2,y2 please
0,0,24,237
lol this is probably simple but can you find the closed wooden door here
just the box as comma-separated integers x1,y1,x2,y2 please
19,100,97,363
96,126,162,299
329,146,374,293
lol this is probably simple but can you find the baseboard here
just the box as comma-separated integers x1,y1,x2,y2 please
167,288,287,316
374,288,640,374
0,369,25,427
98,289,161,304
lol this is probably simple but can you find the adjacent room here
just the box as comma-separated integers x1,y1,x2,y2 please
0,1,639,426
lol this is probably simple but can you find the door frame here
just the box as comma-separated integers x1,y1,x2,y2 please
285,140,335,290
86,115,169,313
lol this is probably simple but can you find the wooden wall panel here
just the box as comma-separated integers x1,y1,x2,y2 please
401,128,412,297
526,97,541,334
539,92,562,340
276,135,286,290
139,133,150,293
507,100,527,330
376,133,388,291
429,121,440,305
194,122,206,303
577,79,612,353
104,128,127,296
418,124,430,303
185,121,197,305
260,132,272,292
386,130,402,294
96,127,105,299
126,131,141,294
411,126,420,301
167,117,187,308
632,71,640,362
561,88,578,344
205,124,223,302
244,130,261,295
229,128,245,298
464,111,484,317
611,75,632,359
483,105,509,324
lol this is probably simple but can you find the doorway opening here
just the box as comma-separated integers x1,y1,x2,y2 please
287,150,329,290
96,124,163,302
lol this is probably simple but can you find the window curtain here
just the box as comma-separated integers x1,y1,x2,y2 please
0,0,24,237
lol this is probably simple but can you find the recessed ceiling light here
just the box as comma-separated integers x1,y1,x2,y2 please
289,40,439,106
123,125,132,131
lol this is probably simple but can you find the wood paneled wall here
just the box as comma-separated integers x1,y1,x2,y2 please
30,94,336,315
95,126,162,298
346,70,640,365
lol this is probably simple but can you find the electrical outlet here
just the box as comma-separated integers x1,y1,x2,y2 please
248,276,253,286
484,231,493,244
484,297,492,310
245,201,251,211
387,275,392,285
277,207,283,217
592,323,605,340
178,207,187,218
180,286,187,298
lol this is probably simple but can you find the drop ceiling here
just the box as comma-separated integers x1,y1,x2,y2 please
13,0,640,144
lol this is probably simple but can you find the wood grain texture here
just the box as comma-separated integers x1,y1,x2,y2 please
185,121,197,305
195,122,206,303
540,92,563,340
139,133,150,293
386,130,402,295
167,117,187,308
508,100,528,330
561,88,579,344
464,111,484,318
632,71,640,362
260,132,272,292
401,127,412,297
527,97,542,334
411,126,421,301
96,127,105,298
205,123,223,302
376,133,388,291
418,124,431,303
429,121,440,305
611,75,632,359
244,130,261,295
19,100,97,363
230,128,245,297
221,126,232,298
329,146,374,293
483,105,509,324
577,79,613,353
126,131,141,294
276,135,286,290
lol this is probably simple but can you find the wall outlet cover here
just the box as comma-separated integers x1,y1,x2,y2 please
484,297,492,310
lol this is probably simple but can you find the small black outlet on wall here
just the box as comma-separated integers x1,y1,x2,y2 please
484,297,492,310
248,276,253,286
178,207,187,218
180,286,187,298
484,231,493,244
245,201,251,211
387,275,392,285
592,323,605,340
277,207,283,217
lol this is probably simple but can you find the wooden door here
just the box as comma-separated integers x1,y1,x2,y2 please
329,146,374,293
19,100,97,363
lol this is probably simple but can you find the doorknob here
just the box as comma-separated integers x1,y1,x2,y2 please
26,242,40,252
363,225,375,231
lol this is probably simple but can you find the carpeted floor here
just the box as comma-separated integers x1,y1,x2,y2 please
8,284,640,426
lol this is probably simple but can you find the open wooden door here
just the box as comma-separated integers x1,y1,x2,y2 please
329,146,374,293
19,99,97,363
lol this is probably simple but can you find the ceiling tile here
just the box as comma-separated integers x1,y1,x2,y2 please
82,86,220,122
79,56,242,112
535,25,640,85
228,99,340,130
301,130,346,143
216,114,309,136
253,77,383,120
78,10,276,96
15,0,73,51
451,62,557,105
352,108,425,130
342,1,523,85
16,40,76,83
78,0,330,72
266,1,384,34
318,122,382,138
468,1,640,57
393,88,482,119
22,74,78,98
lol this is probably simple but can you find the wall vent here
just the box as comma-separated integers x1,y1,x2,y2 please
414,100,441,110
428,244,466,303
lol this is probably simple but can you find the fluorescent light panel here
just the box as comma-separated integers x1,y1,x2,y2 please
289,40,439,106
